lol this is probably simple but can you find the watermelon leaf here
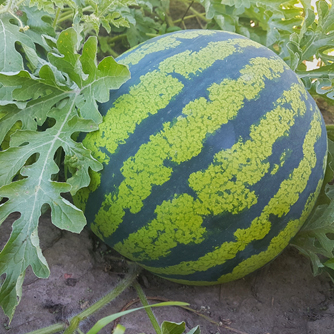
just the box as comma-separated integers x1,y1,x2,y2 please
0,26,130,320
112,324,126,334
161,321,201,334
0,14,35,72
79,0,137,34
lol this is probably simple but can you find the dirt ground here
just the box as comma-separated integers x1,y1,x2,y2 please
1,209,334,334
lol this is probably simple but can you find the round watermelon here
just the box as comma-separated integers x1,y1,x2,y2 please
74,29,328,285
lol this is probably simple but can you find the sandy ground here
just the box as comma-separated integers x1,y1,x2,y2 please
1,212,334,334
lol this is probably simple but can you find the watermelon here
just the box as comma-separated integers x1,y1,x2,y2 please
74,29,328,285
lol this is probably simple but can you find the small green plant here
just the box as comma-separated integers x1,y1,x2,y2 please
24,265,202,334
3,322,11,331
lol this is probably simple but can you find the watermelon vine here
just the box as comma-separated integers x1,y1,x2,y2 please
1,0,334,331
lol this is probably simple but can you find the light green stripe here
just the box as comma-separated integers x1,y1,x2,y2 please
270,149,290,175
84,38,266,165
113,83,307,261
119,36,182,67
94,56,287,238
83,71,184,163
215,180,325,284
167,177,324,285
137,104,322,273
158,39,262,79
119,30,216,66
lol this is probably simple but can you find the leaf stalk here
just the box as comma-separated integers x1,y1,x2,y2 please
24,265,142,334
133,280,161,334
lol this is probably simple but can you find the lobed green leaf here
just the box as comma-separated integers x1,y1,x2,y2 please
0,15,36,72
0,26,130,320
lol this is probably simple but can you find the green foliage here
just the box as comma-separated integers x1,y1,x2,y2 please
161,321,200,334
0,0,130,321
99,0,334,102
199,0,334,99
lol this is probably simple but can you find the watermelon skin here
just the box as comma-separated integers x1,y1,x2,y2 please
74,30,328,285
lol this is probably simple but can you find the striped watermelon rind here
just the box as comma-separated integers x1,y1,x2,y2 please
74,30,327,285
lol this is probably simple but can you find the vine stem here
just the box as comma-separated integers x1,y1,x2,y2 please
184,5,209,24
24,323,66,334
53,7,61,29
25,264,142,334
133,280,161,334
98,34,127,58
63,264,142,334
173,13,208,24
105,34,127,43
180,0,194,22
0,0,27,30
57,5,93,24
